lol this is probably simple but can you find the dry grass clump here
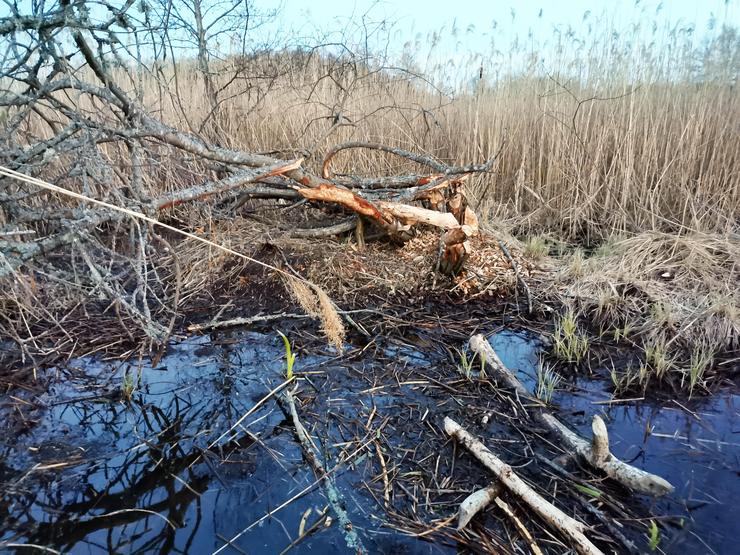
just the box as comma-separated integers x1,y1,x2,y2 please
314,286,346,352
168,212,527,309
557,231,739,392
283,274,321,318
522,236,550,261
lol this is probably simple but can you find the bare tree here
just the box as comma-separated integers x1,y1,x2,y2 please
0,0,496,364
150,0,277,129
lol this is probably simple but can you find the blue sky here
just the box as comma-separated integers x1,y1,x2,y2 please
2,0,735,79
255,0,738,56
246,0,737,84
267,0,736,31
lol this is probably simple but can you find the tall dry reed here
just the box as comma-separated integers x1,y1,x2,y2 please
123,17,738,241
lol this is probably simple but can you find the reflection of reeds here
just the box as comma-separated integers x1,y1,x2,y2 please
2,390,222,552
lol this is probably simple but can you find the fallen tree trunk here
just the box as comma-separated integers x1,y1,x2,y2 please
292,180,480,275
4,24,493,280
468,334,674,496
444,417,604,555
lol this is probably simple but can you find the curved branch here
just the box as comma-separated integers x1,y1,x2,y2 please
322,141,499,180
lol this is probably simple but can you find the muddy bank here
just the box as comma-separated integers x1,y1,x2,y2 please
0,325,738,553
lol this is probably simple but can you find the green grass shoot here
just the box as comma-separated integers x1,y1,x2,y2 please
648,520,660,551
278,330,297,380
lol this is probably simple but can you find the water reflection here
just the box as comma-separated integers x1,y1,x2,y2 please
0,329,736,554
0,333,327,554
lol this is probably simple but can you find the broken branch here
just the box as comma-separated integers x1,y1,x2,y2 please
468,334,675,496
445,416,604,555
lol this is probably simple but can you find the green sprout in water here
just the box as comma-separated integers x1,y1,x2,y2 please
536,362,562,404
648,520,660,551
121,370,136,401
612,322,634,343
645,338,673,380
610,362,640,395
278,330,297,380
552,310,589,364
455,348,477,380
687,342,714,396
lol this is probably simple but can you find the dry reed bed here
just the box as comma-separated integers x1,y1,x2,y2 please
136,51,739,238
2,24,738,391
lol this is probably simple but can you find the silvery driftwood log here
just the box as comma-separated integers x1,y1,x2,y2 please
445,417,604,555
468,334,674,496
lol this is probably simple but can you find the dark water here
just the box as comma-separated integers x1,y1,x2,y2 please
0,329,737,554
492,331,740,554
0,332,449,555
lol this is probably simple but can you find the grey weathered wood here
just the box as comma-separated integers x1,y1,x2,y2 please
469,334,674,496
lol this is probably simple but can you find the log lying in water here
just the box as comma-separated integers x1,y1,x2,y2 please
468,334,674,497
456,483,502,530
444,417,604,555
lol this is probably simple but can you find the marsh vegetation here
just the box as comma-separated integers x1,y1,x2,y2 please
0,1,738,554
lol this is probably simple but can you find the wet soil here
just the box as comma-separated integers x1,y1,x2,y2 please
0,325,737,554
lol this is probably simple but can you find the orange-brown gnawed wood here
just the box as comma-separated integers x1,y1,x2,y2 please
296,184,391,226
423,189,446,211
439,227,470,276
411,179,453,202
447,191,476,225
376,202,476,232
463,207,479,230
442,227,469,245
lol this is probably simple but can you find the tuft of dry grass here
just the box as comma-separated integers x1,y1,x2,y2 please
284,275,321,319
556,231,739,390
523,236,550,261
315,286,346,352
284,274,345,350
